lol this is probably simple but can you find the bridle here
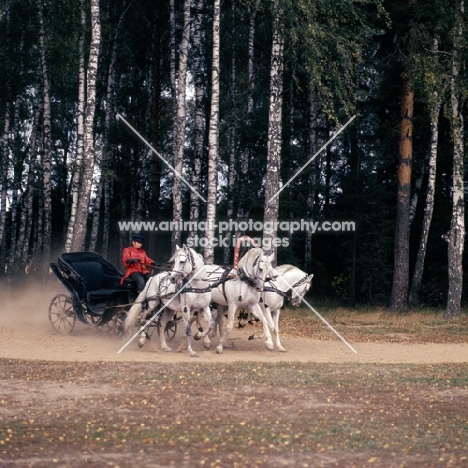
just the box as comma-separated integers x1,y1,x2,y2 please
263,273,310,304
238,253,270,292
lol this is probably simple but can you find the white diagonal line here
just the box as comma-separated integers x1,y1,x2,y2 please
117,265,207,354
116,113,207,203
276,274,357,354
268,115,356,203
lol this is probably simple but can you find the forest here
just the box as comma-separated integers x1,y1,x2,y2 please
0,0,467,315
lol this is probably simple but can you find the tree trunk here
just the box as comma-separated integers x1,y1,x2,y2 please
223,0,237,265
189,0,205,240
70,0,101,252
304,90,317,272
64,0,86,253
7,101,21,274
89,1,131,253
389,77,414,312
262,0,284,263
204,0,221,264
18,103,41,266
235,0,258,237
38,0,52,268
409,96,441,306
150,1,162,227
0,105,10,268
171,0,190,250
445,0,465,319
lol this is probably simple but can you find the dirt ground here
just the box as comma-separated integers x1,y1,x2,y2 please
1,280,468,364
1,280,468,468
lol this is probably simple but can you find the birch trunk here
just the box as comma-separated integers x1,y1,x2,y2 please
189,0,204,240
37,0,52,267
445,0,465,319
262,0,284,262
89,1,130,253
0,105,10,265
204,0,221,264
223,0,237,264
304,86,317,271
7,101,21,273
70,0,101,252
236,0,258,227
18,104,41,265
64,0,86,252
171,0,190,250
150,1,162,227
409,96,441,306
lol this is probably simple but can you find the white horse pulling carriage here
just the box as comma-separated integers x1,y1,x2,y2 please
249,264,314,351
124,245,215,357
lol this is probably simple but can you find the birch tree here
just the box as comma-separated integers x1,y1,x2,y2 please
89,0,132,254
37,0,52,267
204,0,221,264
189,0,205,240
262,0,284,262
67,0,101,252
223,0,238,264
445,0,465,319
409,93,442,306
64,0,86,252
171,0,190,250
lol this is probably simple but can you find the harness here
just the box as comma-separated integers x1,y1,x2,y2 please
262,273,310,302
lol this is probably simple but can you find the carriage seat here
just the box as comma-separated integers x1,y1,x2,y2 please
71,261,122,306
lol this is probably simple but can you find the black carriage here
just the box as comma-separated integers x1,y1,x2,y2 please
48,251,179,340
48,251,136,335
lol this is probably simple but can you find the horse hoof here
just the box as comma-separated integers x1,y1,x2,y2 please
162,346,172,352
190,351,198,358
193,333,202,341
138,333,147,348
216,346,223,354
248,334,254,340
266,343,274,351
203,342,211,350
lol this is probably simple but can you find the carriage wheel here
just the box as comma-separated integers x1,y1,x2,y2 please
48,294,76,334
164,315,179,342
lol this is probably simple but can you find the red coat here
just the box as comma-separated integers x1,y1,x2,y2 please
120,246,155,285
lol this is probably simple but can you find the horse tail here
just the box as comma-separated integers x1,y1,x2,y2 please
124,289,147,332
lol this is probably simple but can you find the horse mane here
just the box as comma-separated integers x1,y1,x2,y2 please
169,245,189,263
275,264,296,274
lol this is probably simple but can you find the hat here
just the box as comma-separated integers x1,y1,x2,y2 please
131,234,146,243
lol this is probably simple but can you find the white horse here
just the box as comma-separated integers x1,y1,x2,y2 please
124,245,214,357
254,264,313,352
203,247,276,354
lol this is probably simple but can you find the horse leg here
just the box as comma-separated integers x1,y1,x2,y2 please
249,303,274,351
182,308,197,357
216,303,236,354
157,311,173,352
272,309,286,352
194,306,215,341
261,303,275,333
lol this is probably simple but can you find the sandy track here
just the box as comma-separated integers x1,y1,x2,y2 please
1,280,468,364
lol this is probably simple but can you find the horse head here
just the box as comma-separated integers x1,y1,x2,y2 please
290,273,314,306
169,244,194,284
239,248,275,292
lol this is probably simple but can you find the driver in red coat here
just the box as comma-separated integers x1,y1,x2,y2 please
120,234,157,292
